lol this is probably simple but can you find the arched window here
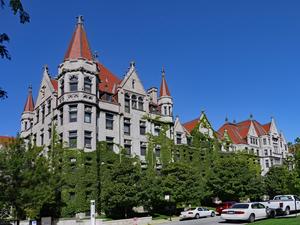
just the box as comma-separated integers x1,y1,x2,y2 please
84,77,92,93
124,93,130,113
132,95,137,109
69,75,78,92
138,97,143,110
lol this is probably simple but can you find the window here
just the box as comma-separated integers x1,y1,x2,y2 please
132,95,137,109
69,105,77,122
263,138,267,145
24,121,28,130
154,124,160,136
124,139,131,155
155,146,160,157
176,132,182,144
41,105,45,124
84,105,92,123
264,149,268,156
59,108,63,125
132,79,135,89
124,118,131,135
105,113,114,130
124,93,130,113
47,100,51,114
164,106,167,115
266,159,270,168
84,77,92,93
256,150,259,156
84,131,92,149
60,79,64,95
59,133,63,145
138,97,143,110
106,137,114,151
48,125,52,139
69,130,77,148
140,142,147,156
69,75,78,92
40,133,44,145
140,121,146,135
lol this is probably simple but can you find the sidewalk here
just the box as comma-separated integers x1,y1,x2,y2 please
150,217,180,225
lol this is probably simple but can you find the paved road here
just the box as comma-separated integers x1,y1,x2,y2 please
159,216,248,225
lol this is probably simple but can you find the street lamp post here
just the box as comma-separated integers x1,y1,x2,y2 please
164,194,171,221
91,200,96,225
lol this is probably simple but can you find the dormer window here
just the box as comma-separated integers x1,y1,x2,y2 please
69,75,78,92
84,77,92,93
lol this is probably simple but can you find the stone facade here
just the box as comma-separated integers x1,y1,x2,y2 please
20,17,188,158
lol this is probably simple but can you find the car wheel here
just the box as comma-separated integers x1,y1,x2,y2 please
285,206,290,215
195,213,200,219
248,214,255,223
211,212,216,217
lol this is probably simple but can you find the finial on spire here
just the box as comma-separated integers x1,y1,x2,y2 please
43,64,48,72
250,113,253,120
130,61,135,67
161,66,165,77
28,84,32,93
225,116,229,123
77,15,84,25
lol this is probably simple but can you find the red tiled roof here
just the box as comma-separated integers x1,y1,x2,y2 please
0,136,14,145
218,120,269,144
51,79,58,91
64,21,93,61
262,123,271,133
97,62,121,94
24,87,34,112
160,74,171,97
183,118,199,133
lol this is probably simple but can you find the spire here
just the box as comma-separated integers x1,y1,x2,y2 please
23,85,34,112
159,67,171,97
64,16,93,61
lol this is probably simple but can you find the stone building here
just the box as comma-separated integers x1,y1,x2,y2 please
20,16,188,159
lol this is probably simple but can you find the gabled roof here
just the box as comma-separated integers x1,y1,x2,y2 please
218,119,269,144
183,118,199,133
97,62,121,94
23,86,34,112
160,68,171,97
64,16,93,61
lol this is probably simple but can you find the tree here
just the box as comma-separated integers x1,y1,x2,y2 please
101,149,141,219
160,162,207,208
264,166,298,197
0,0,30,99
0,138,56,221
208,152,264,202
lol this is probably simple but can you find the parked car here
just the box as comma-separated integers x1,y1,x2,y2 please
260,195,300,216
216,201,236,215
179,207,215,220
221,202,269,223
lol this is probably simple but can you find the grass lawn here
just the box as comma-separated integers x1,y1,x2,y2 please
253,216,300,225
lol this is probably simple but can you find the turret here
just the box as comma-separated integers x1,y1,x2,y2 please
20,85,35,137
158,67,173,120
57,16,99,150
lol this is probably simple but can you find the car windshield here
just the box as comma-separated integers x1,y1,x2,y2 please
231,204,249,209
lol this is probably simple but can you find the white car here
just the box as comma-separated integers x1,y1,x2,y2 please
179,207,215,220
221,202,268,223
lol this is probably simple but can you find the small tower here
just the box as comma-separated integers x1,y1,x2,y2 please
20,85,35,138
57,16,99,150
158,67,173,121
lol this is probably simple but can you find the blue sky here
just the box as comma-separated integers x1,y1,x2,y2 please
0,0,300,142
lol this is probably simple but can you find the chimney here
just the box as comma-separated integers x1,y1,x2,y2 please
147,87,158,104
